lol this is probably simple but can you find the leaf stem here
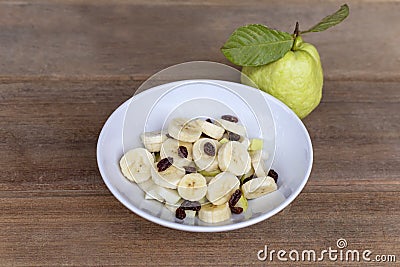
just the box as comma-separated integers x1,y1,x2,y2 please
291,22,300,51
293,21,300,38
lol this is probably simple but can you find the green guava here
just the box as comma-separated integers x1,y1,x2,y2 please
241,36,323,119
248,138,263,151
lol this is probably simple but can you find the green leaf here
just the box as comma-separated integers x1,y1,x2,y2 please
301,4,349,34
221,24,294,67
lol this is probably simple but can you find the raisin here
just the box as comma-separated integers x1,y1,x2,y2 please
177,146,188,158
181,200,201,212
242,175,254,185
203,142,215,156
230,206,243,214
183,166,197,174
175,207,186,220
221,115,238,123
228,189,242,207
205,118,213,123
268,169,278,183
157,157,173,172
228,132,241,141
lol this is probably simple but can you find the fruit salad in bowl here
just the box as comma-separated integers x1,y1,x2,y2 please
97,79,312,232
120,116,278,223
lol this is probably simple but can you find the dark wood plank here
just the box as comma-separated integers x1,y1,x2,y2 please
1,80,399,193
0,0,398,80
0,81,136,193
0,192,398,266
304,80,400,192
321,81,400,104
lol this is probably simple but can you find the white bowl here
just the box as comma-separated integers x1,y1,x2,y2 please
97,80,313,232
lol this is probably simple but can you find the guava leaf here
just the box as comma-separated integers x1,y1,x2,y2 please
221,24,294,67
301,4,349,34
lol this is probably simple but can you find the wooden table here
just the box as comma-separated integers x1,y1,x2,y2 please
1,1,399,266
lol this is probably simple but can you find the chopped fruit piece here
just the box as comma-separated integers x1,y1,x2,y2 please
219,138,229,144
249,138,263,151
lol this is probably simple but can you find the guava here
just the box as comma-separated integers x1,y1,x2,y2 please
248,138,263,151
199,169,221,177
219,138,229,144
235,194,248,212
241,36,323,119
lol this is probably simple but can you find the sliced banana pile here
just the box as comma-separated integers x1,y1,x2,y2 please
120,115,278,224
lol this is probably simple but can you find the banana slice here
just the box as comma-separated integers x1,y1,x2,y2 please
144,184,165,202
155,186,181,204
239,136,250,149
250,149,269,161
242,176,277,199
138,178,156,192
177,173,207,201
160,138,193,168
216,119,246,136
140,178,181,204
199,120,225,140
151,163,185,189
254,162,268,178
140,131,168,152
119,148,154,183
192,138,220,171
168,118,202,143
206,172,240,205
165,200,182,212
250,150,268,177
198,202,231,223
218,141,251,176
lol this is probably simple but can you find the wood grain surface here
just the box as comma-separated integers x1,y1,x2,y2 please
0,0,399,266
